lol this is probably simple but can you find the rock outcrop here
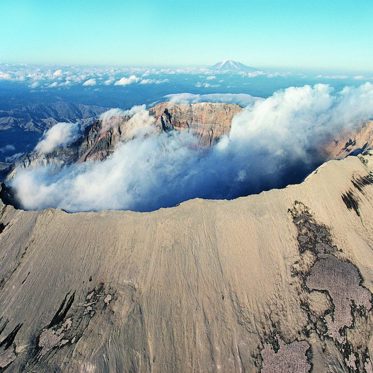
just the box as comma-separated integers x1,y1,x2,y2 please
8,103,373,178
1,152,373,372
149,102,242,146
324,120,373,159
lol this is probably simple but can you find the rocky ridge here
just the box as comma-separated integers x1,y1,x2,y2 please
7,102,242,173
7,102,373,178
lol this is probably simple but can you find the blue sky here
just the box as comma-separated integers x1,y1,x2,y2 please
1,0,372,71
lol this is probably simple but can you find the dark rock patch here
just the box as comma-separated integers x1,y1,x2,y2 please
20,283,116,371
0,223,6,235
288,201,338,255
288,201,373,372
341,190,360,216
0,321,22,372
260,335,311,373
47,292,75,329
351,173,373,193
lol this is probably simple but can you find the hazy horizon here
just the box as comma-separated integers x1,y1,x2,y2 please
1,61,373,75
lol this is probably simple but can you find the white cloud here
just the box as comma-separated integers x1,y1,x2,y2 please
99,105,152,134
99,108,128,123
29,81,40,89
139,78,169,85
114,75,140,86
226,83,373,162
47,80,72,88
242,71,266,78
53,69,63,78
121,107,156,138
0,71,12,80
166,93,261,107
104,78,115,85
113,75,167,86
48,81,59,88
35,122,80,154
10,83,373,212
82,78,97,86
316,74,349,80
195,82,219,88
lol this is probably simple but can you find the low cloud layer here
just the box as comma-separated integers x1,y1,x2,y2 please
10,83,373,212
35,122,81,154
0,71,12,80
1,63,372,91
82,78,97,86
165,93,261,107
114,75,140,86
114,75,169,86
98,105,155,135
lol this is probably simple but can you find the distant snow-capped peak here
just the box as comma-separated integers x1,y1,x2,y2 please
211,60,256,72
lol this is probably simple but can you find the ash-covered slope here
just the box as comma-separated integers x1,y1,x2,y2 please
1,152,373,372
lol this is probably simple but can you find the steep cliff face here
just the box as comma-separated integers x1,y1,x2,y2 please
149,102,242,146
0,152,373,372
81,102,242,161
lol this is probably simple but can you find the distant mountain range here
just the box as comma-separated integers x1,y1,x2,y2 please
211,60,257,72
0,102,106,133
0,102,107,164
